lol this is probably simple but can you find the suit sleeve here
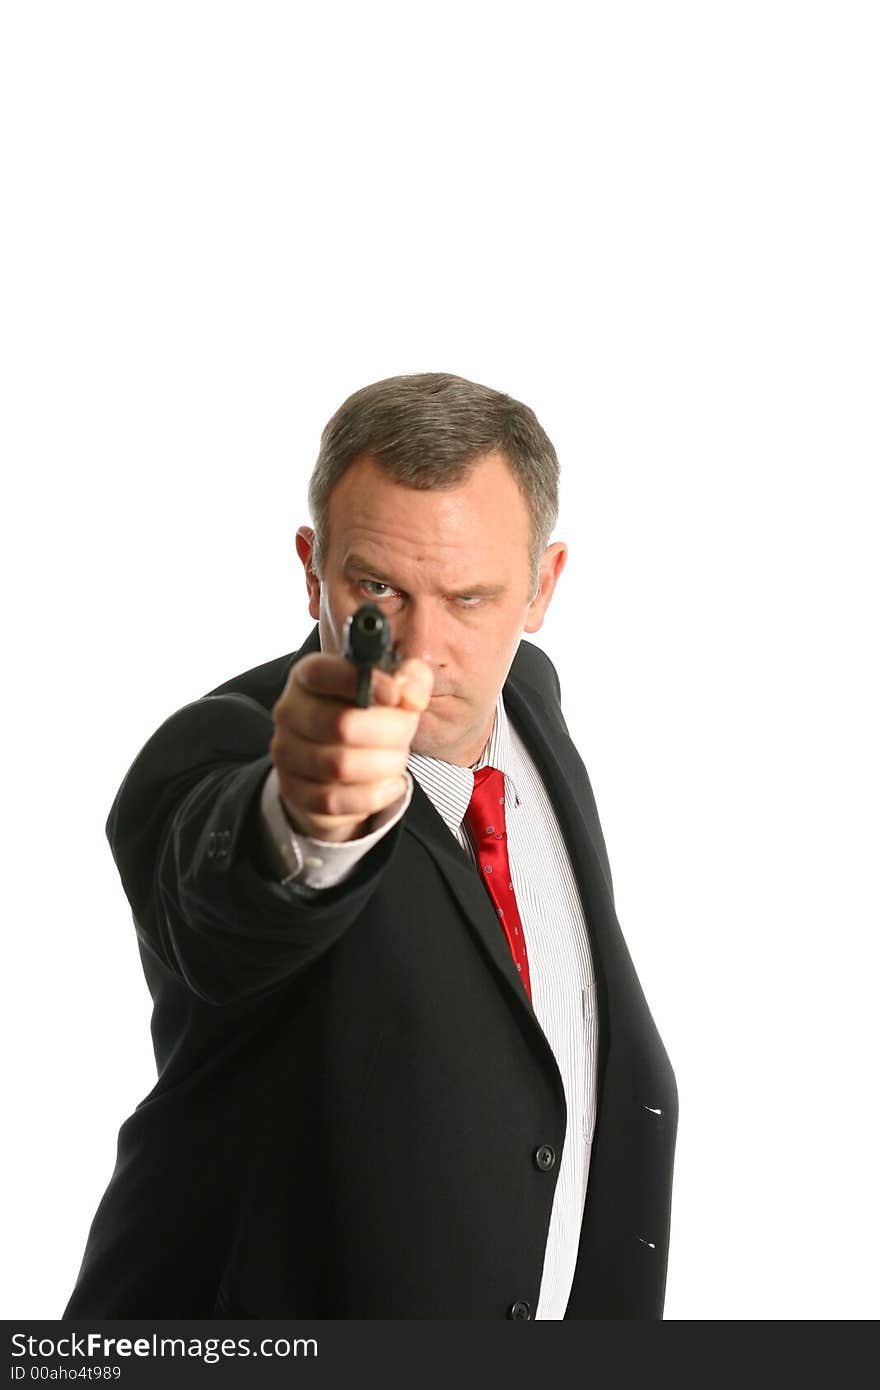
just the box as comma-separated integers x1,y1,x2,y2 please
105,692,407,1006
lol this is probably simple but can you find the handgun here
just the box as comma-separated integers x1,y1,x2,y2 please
342,602,402,707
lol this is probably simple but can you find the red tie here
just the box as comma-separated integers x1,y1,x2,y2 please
464,766,532,1002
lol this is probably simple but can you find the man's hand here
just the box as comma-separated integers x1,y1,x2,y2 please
269,653,434,843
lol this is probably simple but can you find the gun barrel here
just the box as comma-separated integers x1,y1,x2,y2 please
342,603,400,706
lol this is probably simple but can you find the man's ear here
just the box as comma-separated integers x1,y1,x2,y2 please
524,542,568,634
295,527,321,621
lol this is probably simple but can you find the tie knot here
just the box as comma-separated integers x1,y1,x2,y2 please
466,765,506,833
472,764,498,790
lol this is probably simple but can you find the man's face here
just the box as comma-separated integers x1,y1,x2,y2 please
296,450,566,767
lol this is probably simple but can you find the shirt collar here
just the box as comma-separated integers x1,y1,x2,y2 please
407,689,522,840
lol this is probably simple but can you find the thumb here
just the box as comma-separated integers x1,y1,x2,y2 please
394,658,435,709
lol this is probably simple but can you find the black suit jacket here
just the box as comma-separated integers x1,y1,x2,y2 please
64,625,678,1319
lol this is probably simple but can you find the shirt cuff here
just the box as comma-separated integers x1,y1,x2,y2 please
259,765,414,890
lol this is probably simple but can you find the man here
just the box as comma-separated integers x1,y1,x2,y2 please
64,372,678,1319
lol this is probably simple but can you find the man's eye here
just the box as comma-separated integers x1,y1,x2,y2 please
359,579,480,607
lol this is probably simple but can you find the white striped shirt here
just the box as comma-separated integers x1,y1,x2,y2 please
261,689,598,1319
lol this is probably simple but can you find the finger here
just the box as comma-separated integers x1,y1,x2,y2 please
278,698,425,749
279,772,408,820
290,653,413,710
272,739,406,786
291,652,363,703
392,657,435,710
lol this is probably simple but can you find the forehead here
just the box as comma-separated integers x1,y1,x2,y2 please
326,452,530,582
327,450,529,538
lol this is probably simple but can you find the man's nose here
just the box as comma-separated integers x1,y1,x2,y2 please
393,604,442,672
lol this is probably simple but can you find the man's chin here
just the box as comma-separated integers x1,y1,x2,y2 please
410,717,449,759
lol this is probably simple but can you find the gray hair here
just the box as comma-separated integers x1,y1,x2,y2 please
306,372,560,602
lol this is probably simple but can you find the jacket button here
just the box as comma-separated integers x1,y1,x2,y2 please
534,1144,556,1171
508,1300,532,1320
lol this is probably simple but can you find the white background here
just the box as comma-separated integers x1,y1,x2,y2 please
2,1,877,1320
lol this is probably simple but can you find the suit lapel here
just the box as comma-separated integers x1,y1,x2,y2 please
402,776,531,1008
401,648,617,1087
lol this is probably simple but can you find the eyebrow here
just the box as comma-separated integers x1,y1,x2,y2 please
343,553,505,598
